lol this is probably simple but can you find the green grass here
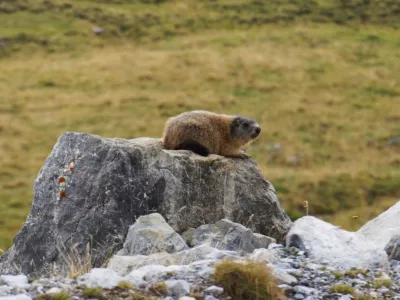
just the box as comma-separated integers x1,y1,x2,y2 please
329,284,355,295
332,271,344,280
0,0,400,250
373,279,392,289
34,292,70,300
344,268,368,278
82,287,104,299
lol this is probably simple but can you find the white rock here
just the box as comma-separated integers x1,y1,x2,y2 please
0,286,13,297
0,275,29,288
379,271,391,281
205,285,224,295
126,265,167,286
358,200,400,248
293,286,317,295
78,268,124,289
0,295,32,300
338,295,353,300
286,216,388,269
249,248,279,264
369,291,378,298
46,287,62,294
268,263,298,285
204,296,219,300
165,279,190,297
179,297,196,300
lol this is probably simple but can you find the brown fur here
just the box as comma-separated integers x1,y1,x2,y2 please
162,110,261,158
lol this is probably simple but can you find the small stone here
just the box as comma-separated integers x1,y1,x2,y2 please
277,284,292,290
379,287,389,294
299,279,309,286
338,295,353,300
0,286,13,297
293,285,317,296
204,296,219,300
165,280,190,297
78,268,124,289
179,297,196,300
205,285,223,295
46,287,62,294
92,27,104,34
294,293,305,299
369,291,378,298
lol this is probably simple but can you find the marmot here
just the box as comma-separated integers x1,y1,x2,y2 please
162,110,261,158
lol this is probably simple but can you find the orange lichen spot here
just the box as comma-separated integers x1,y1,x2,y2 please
57,176,66,183
59,190,67,198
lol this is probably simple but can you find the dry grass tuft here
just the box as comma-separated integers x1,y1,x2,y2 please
213,261,284,300
149,282,168,296
329,284,355,295
58,242,92,278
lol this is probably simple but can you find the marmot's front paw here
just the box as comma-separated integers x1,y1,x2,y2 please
238,152,251,159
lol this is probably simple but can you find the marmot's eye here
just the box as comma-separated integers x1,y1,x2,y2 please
243,123,249,128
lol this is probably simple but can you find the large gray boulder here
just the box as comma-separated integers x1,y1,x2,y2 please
0,132,291,276
286,216,388,269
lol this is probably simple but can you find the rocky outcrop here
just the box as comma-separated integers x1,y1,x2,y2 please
0,132,291,276
286,216,388,269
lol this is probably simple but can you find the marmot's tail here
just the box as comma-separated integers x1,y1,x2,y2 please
177,139,209,157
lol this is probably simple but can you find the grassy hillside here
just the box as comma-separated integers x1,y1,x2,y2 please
1,0,399,251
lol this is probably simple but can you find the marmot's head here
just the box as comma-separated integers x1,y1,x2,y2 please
230,116,261,142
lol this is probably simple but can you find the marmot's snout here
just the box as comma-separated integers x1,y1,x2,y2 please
252,125,261,138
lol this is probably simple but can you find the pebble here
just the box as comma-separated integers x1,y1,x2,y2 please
165,279,190,297
205,285,224,295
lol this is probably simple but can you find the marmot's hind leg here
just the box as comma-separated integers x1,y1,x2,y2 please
177,139,209,156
